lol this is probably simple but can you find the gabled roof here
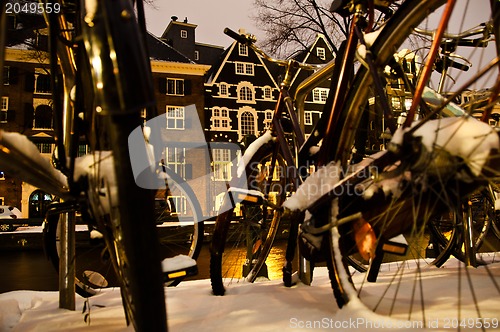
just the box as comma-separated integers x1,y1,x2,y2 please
146,32,193,63
289,34,335,87
204,46,231,84
205,40,279,88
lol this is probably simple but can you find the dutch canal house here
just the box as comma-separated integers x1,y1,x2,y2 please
1,12,216,220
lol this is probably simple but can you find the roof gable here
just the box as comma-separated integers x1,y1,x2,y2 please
146,32,193,63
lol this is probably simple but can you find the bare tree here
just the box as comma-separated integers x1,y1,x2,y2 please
252,0,350,58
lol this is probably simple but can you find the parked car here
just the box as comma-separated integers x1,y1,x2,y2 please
0,205,22,232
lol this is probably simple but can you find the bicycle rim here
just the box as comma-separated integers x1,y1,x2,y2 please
210,142,289,295
328,0,500,325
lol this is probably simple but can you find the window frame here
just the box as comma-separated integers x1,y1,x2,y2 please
211,107,231,130
212,148,232,181
166,106,185,130
304,111,313,125
239,44,248,56
316,47,326,60
166,78,185,96
235,62,254,76
312,87,329,103
0,96,8,123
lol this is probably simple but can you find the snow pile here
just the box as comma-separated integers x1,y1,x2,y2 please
392,116,499,176
0,260,498,331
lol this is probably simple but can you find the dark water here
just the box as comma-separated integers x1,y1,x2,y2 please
0,241,290,294
0,249,59,293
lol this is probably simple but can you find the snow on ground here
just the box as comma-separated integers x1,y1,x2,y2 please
0,259,499,332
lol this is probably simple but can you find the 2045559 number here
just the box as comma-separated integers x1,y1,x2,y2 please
5,2,61,14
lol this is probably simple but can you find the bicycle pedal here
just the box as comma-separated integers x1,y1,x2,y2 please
229,188,264,205
162,255,198,282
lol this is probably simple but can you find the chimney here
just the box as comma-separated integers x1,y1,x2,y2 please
184,17,188,23
171,16,178,21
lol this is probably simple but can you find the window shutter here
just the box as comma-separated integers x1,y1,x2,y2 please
7,109,15,122
185,164,192,180
10,67,19,84
25,73,35,92
184,80,192,95
24,103,34,128
159,78,167,94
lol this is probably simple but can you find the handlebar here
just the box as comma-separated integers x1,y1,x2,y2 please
224,27,321,71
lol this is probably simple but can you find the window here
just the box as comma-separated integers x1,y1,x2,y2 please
211,107,230,130
166,78,184,96
36,143,53,154
235,62,254,76
166,106,185,129
219,83,228,96
304,111,313,125
239,44,248,56
264,110,273,129
181,30,188,38
194,50,199,61
263,86,273,100
78,144,89,157
34,104,53,129
239,86,253,102
169,196,187,214
240,110,256,137
0,172,5,181
312,88,329,103
1,97,8,123
164,147,186,178
391,96,401,110
3,66,9,85
34,71,51,94
212,148,232,180
237,82,255,103
29,190,53,218
317,47,326,60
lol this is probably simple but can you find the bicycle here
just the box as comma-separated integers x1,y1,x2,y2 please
0,0,190,330
211,0,500,326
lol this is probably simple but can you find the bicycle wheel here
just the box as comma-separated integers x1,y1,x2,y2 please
76,1,166,330
325,0,500,325
210,139,290,295
43,167,204,296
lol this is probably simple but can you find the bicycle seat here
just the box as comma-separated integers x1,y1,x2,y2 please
330,0,350,15
330,0,394,16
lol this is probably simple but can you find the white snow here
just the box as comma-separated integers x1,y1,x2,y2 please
0,259,498,331
0,131,68,188
73,152,117,214
283,161,341,211
237,131,274,178
162,255,197,272
391,116,499,176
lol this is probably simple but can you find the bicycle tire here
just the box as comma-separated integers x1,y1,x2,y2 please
76,1,167,330
210,140,289,295
325,0,499,324
42,167,204,296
